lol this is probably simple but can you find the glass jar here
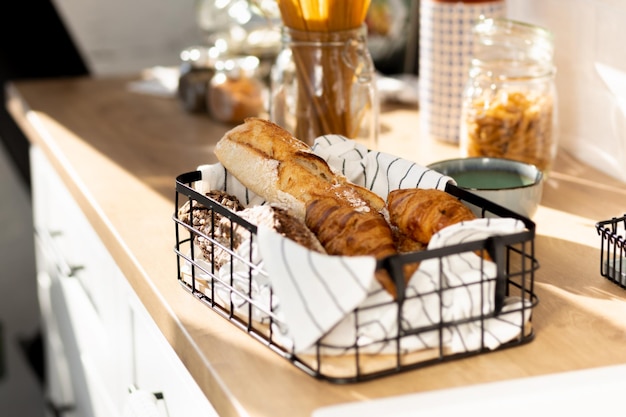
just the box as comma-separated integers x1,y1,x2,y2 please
269,25,379,148
208,56,266,124
195,0,281,80
178,45,218,113
460,17,558,173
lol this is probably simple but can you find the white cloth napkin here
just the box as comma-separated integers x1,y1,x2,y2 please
187,135,532,354
311,134,453,194
260,216,528,354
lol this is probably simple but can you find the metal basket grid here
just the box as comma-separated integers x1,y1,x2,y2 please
173,170,539,383
596,214,626,287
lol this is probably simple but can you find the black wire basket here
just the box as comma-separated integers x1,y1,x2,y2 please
596,214,626,287
173,170,540,383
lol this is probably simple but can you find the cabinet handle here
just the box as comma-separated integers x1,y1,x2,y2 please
36,228,85,278
128,384,165,400
68,265,85,277
125,386,167,417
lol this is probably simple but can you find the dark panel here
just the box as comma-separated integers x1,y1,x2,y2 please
0,0,89,189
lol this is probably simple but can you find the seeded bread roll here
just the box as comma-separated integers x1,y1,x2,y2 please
179,190,326,267
214,117,385,220
178,190,245,268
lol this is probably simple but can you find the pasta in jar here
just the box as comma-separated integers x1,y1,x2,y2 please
460,17,557,174
462,90,555,172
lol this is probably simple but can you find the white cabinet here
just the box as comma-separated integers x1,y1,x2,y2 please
128,290,215,417
31,145,217,417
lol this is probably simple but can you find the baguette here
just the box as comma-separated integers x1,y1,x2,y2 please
214,118,385,220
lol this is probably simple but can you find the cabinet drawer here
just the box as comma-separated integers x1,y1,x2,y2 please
129,292,218,417
36,268,75,414
31,147,133,415
31,146,216,416
31,147,133,341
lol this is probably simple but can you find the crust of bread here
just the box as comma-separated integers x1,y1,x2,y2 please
214,118,384,219
387,188,476,244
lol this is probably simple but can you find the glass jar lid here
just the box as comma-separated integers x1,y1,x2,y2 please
471,17,555,78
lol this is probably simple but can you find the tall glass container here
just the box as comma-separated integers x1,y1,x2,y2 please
270,25,379,148
460,17,558,173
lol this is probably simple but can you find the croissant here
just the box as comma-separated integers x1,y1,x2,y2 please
387,188,476,245
305,193,399,297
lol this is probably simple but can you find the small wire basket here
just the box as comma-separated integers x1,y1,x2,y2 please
596,214,626,287
173,170,540,383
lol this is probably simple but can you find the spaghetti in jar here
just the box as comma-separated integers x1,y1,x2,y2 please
270,0,378,148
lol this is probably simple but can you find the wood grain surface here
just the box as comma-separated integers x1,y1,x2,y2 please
6,76,626,417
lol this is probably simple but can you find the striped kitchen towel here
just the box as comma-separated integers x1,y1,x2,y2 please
260,216,529,354
191,135,531,354
311,134,454,195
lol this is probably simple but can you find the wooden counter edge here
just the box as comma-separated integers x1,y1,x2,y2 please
4,81,249,417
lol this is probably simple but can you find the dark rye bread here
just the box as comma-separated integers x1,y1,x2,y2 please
179,189,326,268
178,190,246,268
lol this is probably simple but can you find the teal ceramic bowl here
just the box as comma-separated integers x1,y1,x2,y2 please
428,157,544,218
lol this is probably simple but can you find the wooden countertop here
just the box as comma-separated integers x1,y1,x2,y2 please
6,76,626,417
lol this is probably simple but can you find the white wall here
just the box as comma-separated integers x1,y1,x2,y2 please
507,0,626,183
52,0,200,76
